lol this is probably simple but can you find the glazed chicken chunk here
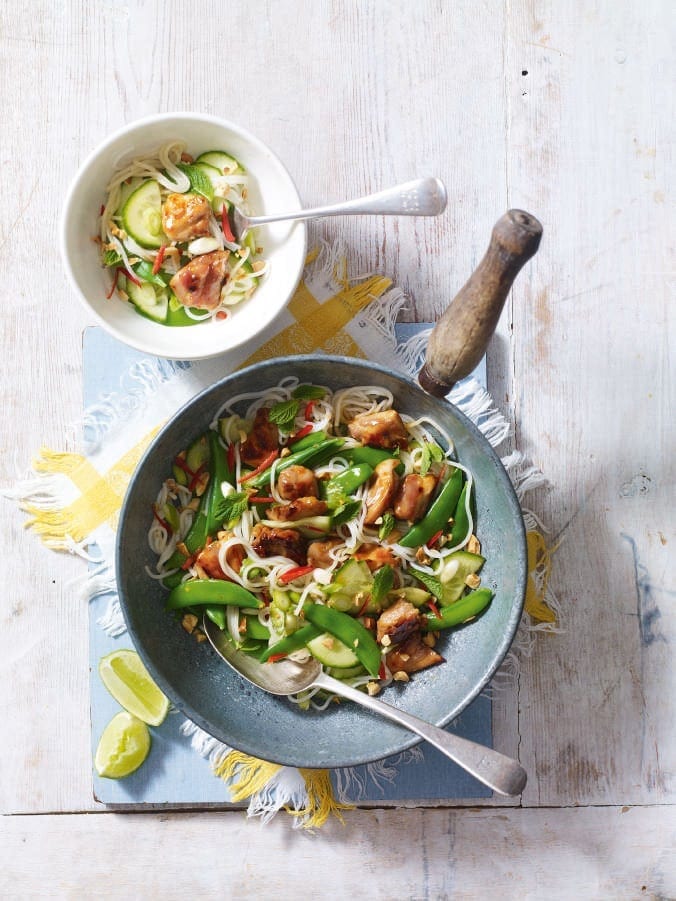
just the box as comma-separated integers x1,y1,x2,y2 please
162,192,212,242
363,458,400,525
386,633,444,674
376,599,422,645
250,524,307,565
240,408,279,467
348,409,408,449
277,465,319,500
170,250,230,310
393,474,437,522
267,497,328,522
195,539,245,581
306,538,343,569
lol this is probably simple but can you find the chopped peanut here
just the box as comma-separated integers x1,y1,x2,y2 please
467,534,481,555
423,633,437,648
380,634,392,647
465,573,481,589
415,547,430,565
393,670,410,682
321,637,335,649
366,681,381,696
280,447,291,458
181,613,198,634
195,631,207,643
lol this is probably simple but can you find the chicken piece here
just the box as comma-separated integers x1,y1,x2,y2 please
267,497,328,522
385,632,444,674
169,250,230,310
277,465,318,500
376,599,422,645
307,538,343,569
347,409,408,449
393,473,437,522
354,542,399,572
162,192,212,242
240,407,279,467
363,458,400,525
194,539,246,580
251,524,307,565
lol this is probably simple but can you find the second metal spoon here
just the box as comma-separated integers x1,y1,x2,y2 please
202,615,527,797
233,176,447,239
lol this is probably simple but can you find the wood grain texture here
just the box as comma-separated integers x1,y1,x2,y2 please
0,807,674,899
501,0,674,806
0,0,674,891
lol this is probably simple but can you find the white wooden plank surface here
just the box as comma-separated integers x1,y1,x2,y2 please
0,807,674,900
0,0,674,894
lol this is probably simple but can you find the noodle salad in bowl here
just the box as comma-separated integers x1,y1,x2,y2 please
61,113,306,360
147,379,492,710
99,141,267,327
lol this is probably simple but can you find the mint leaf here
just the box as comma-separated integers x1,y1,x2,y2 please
212,490,249,525
331,500,362,527
371,565,394,606
177,163,214,202
420,441,444,476
269,399,300,433
292,384,325,401
378,512,395,541
411,567,444,601
103,249,122,267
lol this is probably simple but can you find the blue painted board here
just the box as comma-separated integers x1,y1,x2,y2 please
85,326,492,805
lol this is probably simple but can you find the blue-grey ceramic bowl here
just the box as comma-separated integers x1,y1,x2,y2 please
116,356,526,768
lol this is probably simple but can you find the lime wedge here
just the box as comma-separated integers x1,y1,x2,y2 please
98,649,169,726
95,711,151,779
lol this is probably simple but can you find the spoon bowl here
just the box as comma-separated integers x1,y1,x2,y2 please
202,616,527,796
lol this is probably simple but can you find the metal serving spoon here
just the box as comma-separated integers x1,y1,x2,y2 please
202,616,527,796
232,177,448,239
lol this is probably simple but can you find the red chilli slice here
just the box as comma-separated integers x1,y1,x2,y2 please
152,244,166,275
289,424,313,444
151,505,173,534
267,653,288,664
279,564,314,584
238,449,279,483
106,268,120,299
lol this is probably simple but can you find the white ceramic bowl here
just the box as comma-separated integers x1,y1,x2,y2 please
61,113,307,361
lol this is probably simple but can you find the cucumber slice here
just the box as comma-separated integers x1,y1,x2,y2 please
307,632,359,668
126,280,168,323
196,151,242,174
335,558,373,588
326,662,367,679
193,162,221,189
121,180,165,249
433,550,485,605
386,586,431,607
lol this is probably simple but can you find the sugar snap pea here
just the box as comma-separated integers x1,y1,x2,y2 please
259,623,323,662
303,603,381,676
324,463,373,509
399,467,463,548
449,482,470,546
167,579,263,610
424,588,493,630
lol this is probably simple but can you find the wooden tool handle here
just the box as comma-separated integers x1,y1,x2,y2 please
418,209,543,397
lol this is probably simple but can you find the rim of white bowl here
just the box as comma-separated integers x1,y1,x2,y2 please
60,112,307,361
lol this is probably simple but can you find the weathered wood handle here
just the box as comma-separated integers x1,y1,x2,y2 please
418,209,543,397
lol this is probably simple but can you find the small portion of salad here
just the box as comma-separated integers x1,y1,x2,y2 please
147,381,493,709
98,141,267,327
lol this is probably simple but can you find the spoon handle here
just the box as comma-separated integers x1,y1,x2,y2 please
244,177,447,227
314,671,527,796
